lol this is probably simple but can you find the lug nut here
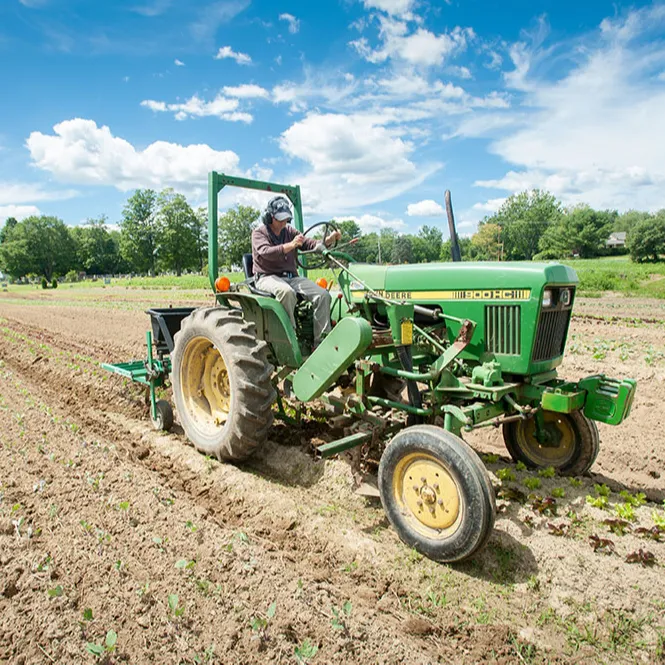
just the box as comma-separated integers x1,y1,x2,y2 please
437,499,443,506
416,500,423,507
413,485,419,493
420,477,427,484
433,483,439,491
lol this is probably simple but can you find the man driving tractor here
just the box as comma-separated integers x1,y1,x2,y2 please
251,196,341,346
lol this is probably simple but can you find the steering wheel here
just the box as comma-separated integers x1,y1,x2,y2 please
296,221,341,270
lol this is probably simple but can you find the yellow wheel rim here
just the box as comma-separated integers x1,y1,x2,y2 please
180,336,231,435
392,452,461,537
515,412,576,467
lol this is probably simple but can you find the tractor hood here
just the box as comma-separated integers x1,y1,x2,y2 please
338,261,579,377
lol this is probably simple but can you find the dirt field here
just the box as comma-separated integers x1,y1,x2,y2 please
1,285,664,664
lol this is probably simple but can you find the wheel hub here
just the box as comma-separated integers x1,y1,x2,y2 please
180,337,231,435
395,455,460,532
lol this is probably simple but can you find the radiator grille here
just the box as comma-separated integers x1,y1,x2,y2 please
485,305,521,355
533,309,571,361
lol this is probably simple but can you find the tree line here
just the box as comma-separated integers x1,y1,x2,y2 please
1,187,664,281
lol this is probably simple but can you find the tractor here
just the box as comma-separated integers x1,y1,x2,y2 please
103,172,637,563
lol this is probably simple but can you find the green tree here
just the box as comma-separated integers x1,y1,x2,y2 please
538,206,616,259
391,235,414,264
627,213,665,262
0,216,18,246
119,189,158,275
470,222,502,260
218,205,260,268
485,190,562,260
614,210,651,233
156,189,199,276
0,215,75,280
336,220,361,239
193,206,208,273
355,232,379,263
412,225,443,263
378,229,396,264
71,216,119,275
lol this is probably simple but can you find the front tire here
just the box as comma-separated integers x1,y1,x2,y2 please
171,308,276,461
502,410,600,476
378,425,496,563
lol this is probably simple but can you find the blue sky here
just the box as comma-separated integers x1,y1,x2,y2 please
1,0,664,236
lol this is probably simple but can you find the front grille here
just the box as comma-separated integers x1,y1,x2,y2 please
485,305,521,355
533,308,572,361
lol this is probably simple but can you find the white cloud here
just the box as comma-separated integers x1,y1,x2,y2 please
472,198,507,213
132,0,172,17
279,13,300,34
222,84,270,98
0,205,40,223
406,199,444,216
18,0,47,7
174,58,185,66
334,214,405,231
449,65,472,79
351,16,473,68
469,6,665,211
26,118,240,193
141,94,253,122
279,112,440,213
361,0,415,18
0,183,78,205
214,45,252,65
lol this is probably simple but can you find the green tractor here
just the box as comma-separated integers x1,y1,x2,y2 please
104,172,636,563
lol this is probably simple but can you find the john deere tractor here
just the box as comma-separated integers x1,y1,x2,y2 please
104,172,636,563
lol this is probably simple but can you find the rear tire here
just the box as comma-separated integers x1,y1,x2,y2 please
171,307,276,461
502,410,600,476
378,425,496,563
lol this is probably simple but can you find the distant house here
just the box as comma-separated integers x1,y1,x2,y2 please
606,231,627,248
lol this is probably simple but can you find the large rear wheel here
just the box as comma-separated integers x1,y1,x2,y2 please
502,410,599,476
378,425,496,563
171,308,276,461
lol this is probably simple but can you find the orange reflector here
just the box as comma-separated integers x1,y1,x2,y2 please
316,277,328,289
215,276,231,292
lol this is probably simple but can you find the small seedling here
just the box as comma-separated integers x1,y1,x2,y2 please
294,639,318,664
523,514,535,528
586,495,609,510
547,522,570,537
569,477,582,487
175,558,196,570
515,461,527,472
82,608,93,622
118,501,130,511
538,466,556,479
625,549,656,567
331,600,352,636
603,518,632,536
615,503,636,522
47,585,63,598
168,593,185,618
497,487,527,503
635,525,664,541
589,534,615,554
496,468,516,482
651,511,665,529
532,496,557,516
594,483,611,497
185,520,198,532
524,477,541,491
619,490,646,507
482,453,499,464
551,487,566,499
86,630,117,658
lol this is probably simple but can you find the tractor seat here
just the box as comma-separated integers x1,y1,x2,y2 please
242,253,275,298
242,253,305,302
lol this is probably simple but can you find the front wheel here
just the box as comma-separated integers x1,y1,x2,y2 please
152,399,174,432
378,425,496,563
502,410,599,476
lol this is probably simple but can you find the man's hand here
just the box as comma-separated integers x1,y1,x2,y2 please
284,234,305,253
324,229,342,247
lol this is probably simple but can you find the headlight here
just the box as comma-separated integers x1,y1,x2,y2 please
542,289,552,308
560,288,571,306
